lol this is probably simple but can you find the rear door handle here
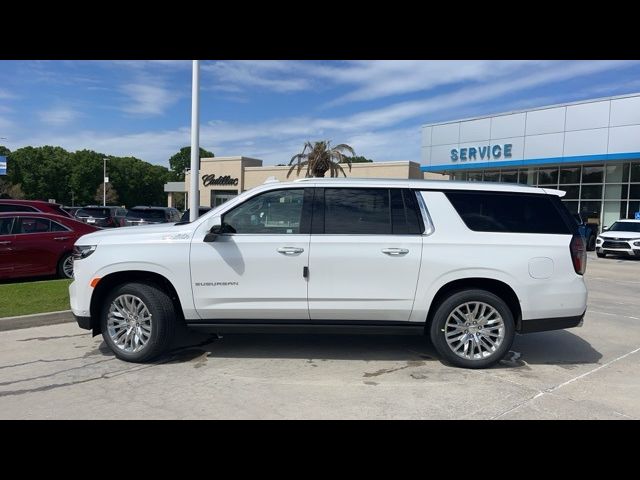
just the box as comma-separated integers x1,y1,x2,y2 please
277,247,304,255
382,248,409,256
0,241,11,245
54,237,71,241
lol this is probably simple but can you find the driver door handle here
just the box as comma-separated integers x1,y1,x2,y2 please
277,247,304,255
54,236,71,241
0,240,11,245
382,248,409,256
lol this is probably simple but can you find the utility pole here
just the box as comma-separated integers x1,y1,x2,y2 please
189,60,200,222
103,157,108,206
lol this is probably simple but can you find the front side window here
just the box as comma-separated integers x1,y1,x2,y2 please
324,188,391,235
0,217,14,235
223,189,304,234
16,217,51,234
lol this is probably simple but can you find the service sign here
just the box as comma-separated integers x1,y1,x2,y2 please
0,156,6,175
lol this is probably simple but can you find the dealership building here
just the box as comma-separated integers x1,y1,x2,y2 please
420,92,640,227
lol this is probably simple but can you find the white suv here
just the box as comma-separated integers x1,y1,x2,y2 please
69,179,588,369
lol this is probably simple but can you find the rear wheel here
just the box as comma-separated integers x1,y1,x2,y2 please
100,282,176,362
429,289,515,369
57,252,74,279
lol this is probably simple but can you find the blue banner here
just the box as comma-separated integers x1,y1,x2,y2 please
0,156,6,175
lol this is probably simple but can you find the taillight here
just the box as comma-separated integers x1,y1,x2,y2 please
570,234,587,275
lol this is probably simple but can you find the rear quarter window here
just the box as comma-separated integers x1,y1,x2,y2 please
444,191,575,234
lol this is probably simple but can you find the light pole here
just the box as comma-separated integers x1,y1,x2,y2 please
189,60,200,222
103,157,109,206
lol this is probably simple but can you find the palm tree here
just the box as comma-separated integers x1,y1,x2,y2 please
287,141,356,178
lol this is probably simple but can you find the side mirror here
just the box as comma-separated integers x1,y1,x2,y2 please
602,226,609,231
203,217,236,242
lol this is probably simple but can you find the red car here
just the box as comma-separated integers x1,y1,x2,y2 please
0,199,72,218
0,212,98,281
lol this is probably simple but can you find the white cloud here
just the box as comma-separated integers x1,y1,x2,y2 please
120,83,180,116
39,106,79,126
203,60,312,93
0,88,16,100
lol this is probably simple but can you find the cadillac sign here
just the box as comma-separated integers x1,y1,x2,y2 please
202,174,239,187
451,144,513,162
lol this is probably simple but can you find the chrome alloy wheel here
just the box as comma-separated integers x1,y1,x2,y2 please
444,301,505,361
107,294,153,353
62,256,74,278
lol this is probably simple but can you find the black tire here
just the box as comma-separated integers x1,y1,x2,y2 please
100,282,176,363
429,289,515,369
596,251,606,258
587,235,596,251
57,252,74,279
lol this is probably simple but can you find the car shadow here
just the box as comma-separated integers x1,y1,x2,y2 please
92,326,603,370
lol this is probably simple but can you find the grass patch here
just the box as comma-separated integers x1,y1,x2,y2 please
0,279,72,317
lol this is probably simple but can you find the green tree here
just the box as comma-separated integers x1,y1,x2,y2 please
8,146,74,203
287,141,356,178
168,146,215,180
94,183,119,205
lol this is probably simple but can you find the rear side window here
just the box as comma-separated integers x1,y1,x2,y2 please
444,191,573,234
0,217,14,235
324,188,391,235
16,217,51,234
0,204,37,212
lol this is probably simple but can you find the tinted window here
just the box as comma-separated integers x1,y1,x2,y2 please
0,218,14,235
17,218,51,234
77,208,112,217
0,204,37,212
126,209,166,220
445,191,573,234
390,189,423,234
223,189,304,234
609,222,640,233
50,221,69,232
324,188,391,235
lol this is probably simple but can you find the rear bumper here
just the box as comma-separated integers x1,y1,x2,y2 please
519,310,585,334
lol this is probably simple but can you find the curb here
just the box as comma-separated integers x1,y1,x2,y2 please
0,310,74,332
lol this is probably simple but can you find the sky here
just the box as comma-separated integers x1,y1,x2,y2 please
1,60,640,168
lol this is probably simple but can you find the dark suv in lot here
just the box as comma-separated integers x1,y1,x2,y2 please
75,206,127,228
124,206,181,226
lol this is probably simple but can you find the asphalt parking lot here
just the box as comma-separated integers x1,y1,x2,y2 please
1,252,639,419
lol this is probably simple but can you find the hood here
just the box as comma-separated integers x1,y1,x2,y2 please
599,231,640,240
75,222,194,245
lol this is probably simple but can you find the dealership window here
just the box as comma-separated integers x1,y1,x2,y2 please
518,168,536,185
582,165,604,183
467,172,483,182
538,167,559,186
628,201,640,220
482,171,500,182
500,170,518,183
604,184,628,200
580,185,603,200
606,163,630,183
211,189,238,208
560,185,580,200
630,184,640,199
631,163,640,182
560,167,581,184
562,201,579,214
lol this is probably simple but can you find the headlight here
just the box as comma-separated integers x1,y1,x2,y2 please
596,237,603,244
634,241,640,247
73,245,97,260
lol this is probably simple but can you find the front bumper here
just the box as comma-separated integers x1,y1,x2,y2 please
597,246,640,257
519,310,585,334
74,313,93,330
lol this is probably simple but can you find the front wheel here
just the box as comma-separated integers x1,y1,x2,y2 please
596,251,606,258
100,282,176,362
57,252,74,279
587,235,596,251
429,289,515,369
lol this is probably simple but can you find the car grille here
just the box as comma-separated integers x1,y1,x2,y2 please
603,241,630,249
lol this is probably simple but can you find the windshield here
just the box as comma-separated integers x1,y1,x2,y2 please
609,222,640,233
126,209,166,220
77,208,111,218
